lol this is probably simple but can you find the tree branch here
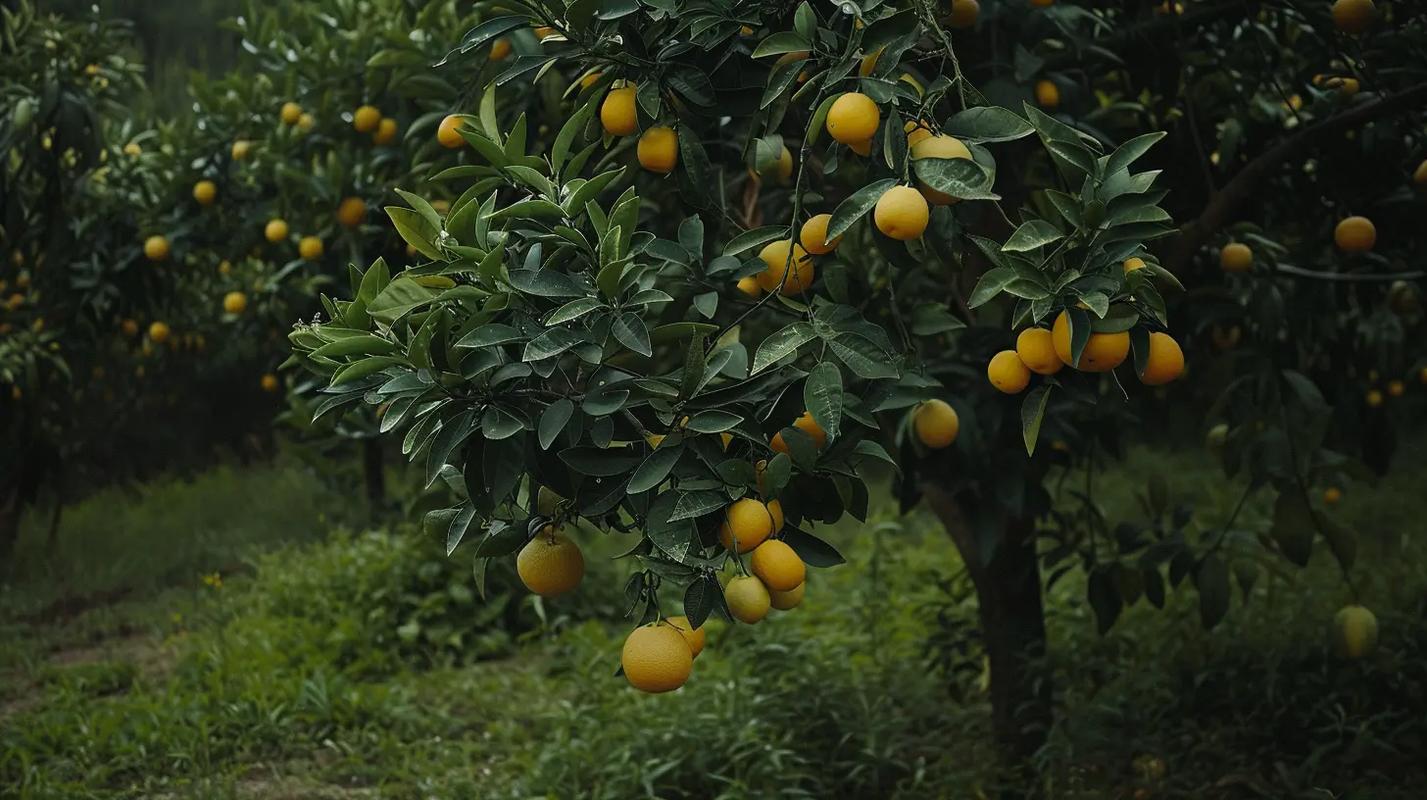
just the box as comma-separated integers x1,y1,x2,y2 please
1162,83,1427,275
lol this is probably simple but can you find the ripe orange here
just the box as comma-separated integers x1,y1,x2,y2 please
148,321,171,344
143,235,170,262
1139,332,1184,385
437,114,466,148
516,527,585,596
1035,80,1060,108
913,399,960,448
1323,487,1343,505
825,92,880,145
1123,257,1146,273
987,350,1031,394
373,117,398,145
353,105,381,133
223,291,247,315
725,576,772,624
799,213,841,255
600,85,639,136
1334,216,1376,252
280,101,301,125
770,411,827,453
1220,242,1252,272
1387,379,1404,397
264,219,289,243
718,497,775,553
750,540,805,592
769,582,805,610
260,373,279,393
621,623,693,692
666,615,706,658
299,236,324,261
1051,310,1130,372
736,275,762,298
489,38,512,61
949,0,980,29
337,197,366,228
1331,0,1376,34
636,126,679,173
873,185,930,240
1016,327,1063,375
755,239,814,295
904,119,933,147
192,180,216,206
1365,388,1384,407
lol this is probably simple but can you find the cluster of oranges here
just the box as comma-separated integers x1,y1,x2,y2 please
983,304,1184,396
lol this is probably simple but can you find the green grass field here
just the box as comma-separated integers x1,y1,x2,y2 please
3,442,1425,799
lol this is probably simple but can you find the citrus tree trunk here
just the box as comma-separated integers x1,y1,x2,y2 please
922,483,1052,767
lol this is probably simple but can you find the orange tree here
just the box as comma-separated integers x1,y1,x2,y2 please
0,1,173,555
151,0,490,510
284,0,1212,760
1,0,492,557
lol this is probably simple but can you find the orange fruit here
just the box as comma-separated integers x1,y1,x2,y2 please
1016,327,1063,375
825,92,880,145
437,114,466,148
749,540,805,592
1334,216,1376,252
799,214,840,255
1139,332,1184,385
987,350,1031,394
621,623,693,692
516,527,585,596
1051,310,1130,372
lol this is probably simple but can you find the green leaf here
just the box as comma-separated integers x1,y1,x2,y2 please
827,179,898,241
686,410,742,433
538,399,574,450
912,157,998,201
942,106,1034,142
671,490,725,522
552,97,597,174
368,277,441,324
803,362,843,440
751,322,816,374
612,312,652,357
1087,568,1122,634
781,527,846,567
751,31,811,58
629,445,684,494
309,334,398,360
683,574,723,629
1002,220,1063,252
1021,384,1052,456
332,357,402,386
386,207,444,261
1104,131,1167,176
1271,490,1315,567
547,298,604,325
827,334,897,379
456,323,523,349
723,226,787,258
523,328,583,361
1315,510,1357,571
967,268,1016,309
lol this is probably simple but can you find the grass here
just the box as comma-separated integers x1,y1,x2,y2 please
2,461,344,617
2,439,1425,798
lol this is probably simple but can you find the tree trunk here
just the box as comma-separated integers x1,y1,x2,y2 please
0,485,22,573
362,437,385,516
923,483,1052,770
